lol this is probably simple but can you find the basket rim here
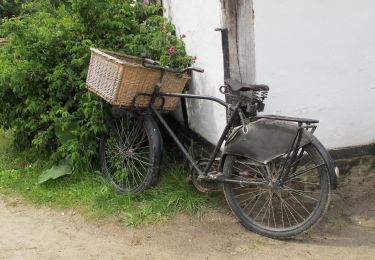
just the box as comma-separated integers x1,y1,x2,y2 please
90,48,189,79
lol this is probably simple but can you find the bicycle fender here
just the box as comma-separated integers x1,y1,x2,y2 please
223,119,314,163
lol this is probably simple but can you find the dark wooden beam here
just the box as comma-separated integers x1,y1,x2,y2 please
221,0,256,84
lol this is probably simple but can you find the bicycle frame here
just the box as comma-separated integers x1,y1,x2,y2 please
129,78,335,187
149,91,240,178
130,86,323,187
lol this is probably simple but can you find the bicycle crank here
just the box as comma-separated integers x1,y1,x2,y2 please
189,160,221,193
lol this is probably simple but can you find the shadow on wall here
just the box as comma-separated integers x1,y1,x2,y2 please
186,72,227,146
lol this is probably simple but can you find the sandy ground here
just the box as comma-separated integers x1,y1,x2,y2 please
0,156,374,260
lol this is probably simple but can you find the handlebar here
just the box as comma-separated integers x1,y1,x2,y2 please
181,67,205,73
140,53,204,74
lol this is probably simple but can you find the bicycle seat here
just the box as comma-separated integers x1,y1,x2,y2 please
225,79,269,92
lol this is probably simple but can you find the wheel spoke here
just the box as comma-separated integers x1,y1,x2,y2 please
282,199,300,224
290,156,313,169
128,122,143,146
288,191,312,216
280,197,285,228
285,188,319,202
270,196,277,228
283,185,320,195
247,191,267,216
129,155,151,167
281,200,292,227
235,189,263,198
254,193,272,221
101,113,156,193
237,161,267,181
288,179,320,186
237,189,264,208
132,153,150,162
286,163,325,181
129,159,144,186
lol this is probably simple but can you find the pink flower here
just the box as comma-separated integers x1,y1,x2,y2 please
167,46,177,54
180,34,186,39
192,56,197,61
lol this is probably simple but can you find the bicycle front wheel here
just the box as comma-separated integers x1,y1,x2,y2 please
100,111,162,193
223,142,332,239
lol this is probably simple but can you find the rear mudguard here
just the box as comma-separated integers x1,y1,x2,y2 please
223,119,314,163
220,119,337,189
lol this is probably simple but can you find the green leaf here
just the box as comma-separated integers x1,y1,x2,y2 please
55,122,78,144
37,161,72,184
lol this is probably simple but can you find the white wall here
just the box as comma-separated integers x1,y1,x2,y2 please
163,0,226,145
164,0,375,149
253,0,375,148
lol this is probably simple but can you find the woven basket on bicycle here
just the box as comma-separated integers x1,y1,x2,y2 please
86,48,190,111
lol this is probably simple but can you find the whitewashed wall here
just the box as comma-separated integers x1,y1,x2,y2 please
164,0,375,149
253,0,375,149
163,0,226,145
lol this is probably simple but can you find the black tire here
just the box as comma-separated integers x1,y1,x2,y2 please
223,142,332,239
100,111,162,193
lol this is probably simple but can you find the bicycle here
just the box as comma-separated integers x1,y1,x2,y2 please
96,53,339,239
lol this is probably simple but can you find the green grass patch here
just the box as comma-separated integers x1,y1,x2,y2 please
0,129,216,225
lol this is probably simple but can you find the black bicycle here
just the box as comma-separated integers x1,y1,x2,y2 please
98,55,338,239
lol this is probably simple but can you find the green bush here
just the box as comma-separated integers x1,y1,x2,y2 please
0,0,27,21
0,0,192,170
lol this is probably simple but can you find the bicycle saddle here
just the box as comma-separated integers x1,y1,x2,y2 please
225,79,269,92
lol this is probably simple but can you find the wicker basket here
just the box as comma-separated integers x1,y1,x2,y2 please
86,48,190,111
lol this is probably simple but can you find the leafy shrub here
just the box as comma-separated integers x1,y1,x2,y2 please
0,0,192,170
0,0,27,21
72,0,192,68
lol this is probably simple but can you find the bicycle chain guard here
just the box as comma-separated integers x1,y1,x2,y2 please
189,160,221,193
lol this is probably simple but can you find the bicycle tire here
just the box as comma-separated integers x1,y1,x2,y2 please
100,111,162,193
223,142,332,239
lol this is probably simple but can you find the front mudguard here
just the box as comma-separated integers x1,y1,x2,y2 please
219,119,337,189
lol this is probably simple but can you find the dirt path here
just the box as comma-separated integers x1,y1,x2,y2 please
0,156,374,260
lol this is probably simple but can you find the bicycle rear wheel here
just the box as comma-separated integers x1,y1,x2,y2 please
100,110,162,193
223,142,332,239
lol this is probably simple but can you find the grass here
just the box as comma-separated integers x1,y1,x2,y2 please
0,129,216,226
249,238,266,249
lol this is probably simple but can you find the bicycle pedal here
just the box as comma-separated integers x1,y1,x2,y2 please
206,172,224,181
191,171,220,193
